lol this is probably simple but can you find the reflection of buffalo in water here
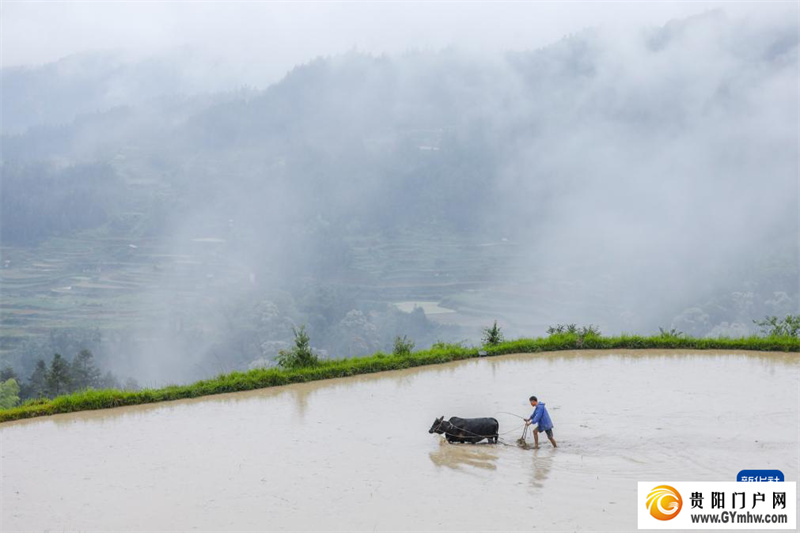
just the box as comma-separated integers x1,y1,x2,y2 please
429,438,499,470
428,416,499,444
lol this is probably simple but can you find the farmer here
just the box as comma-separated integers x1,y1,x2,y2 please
524,395,557,448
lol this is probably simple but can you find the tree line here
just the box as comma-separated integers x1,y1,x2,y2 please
0,349,138,409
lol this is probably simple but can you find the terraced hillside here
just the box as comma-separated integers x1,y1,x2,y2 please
0,231,252,363
1,223,615,365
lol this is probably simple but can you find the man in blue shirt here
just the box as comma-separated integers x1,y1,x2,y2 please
524,395,557,448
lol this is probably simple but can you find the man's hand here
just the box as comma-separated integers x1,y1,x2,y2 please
524,419,531,426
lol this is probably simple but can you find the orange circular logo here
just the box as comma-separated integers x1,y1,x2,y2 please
646,485,683,521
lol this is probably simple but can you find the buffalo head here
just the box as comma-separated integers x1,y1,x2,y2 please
429,416,446,434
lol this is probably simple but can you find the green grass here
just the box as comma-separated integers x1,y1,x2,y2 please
2,334,798,423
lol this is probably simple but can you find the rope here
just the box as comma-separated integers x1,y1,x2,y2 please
500,424,527,436
494,411,527,420
435,420,527,440
441,432,527,448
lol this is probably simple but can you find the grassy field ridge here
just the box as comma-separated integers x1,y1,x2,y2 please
2,333,798,423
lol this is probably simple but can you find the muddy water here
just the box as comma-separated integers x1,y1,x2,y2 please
2,350,798,531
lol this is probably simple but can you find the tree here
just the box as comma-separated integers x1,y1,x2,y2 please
393,335,415,356
276,325,319,369
336,310,379,357
25,359,48,399
99,371,121,390
0,379,20,409
482,321,504,346
122,377,140,391
0,366,18,382
70,349,102,390
753,315,800,337
46,353,72,396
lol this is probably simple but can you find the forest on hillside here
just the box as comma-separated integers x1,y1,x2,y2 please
1,11,797,386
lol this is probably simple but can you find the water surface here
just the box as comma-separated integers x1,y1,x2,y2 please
2,350,798,531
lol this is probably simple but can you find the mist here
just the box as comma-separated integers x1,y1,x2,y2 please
1,3,797,386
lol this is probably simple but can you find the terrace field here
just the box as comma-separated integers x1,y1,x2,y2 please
1,222,622,369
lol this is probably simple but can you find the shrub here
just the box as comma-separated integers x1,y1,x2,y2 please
546,324,577,335
547,324,600,337
431,340,465,351
0,379,20,409
393,335,415,356
753,315,800,338
4,331,800,423
482,321,504,346
276,325,319,369
577,325,601,337
658,327,684,339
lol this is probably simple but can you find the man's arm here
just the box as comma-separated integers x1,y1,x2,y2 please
525,408,539,426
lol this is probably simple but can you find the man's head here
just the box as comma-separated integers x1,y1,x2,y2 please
529,395,538,407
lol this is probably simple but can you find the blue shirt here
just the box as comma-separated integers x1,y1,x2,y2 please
530,402,553,431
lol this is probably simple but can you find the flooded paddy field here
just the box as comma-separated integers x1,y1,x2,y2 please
2,350,798,531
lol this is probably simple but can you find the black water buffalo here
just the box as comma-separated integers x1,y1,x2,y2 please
428,415,499,444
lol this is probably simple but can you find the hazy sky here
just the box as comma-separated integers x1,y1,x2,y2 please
2,1,793,85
